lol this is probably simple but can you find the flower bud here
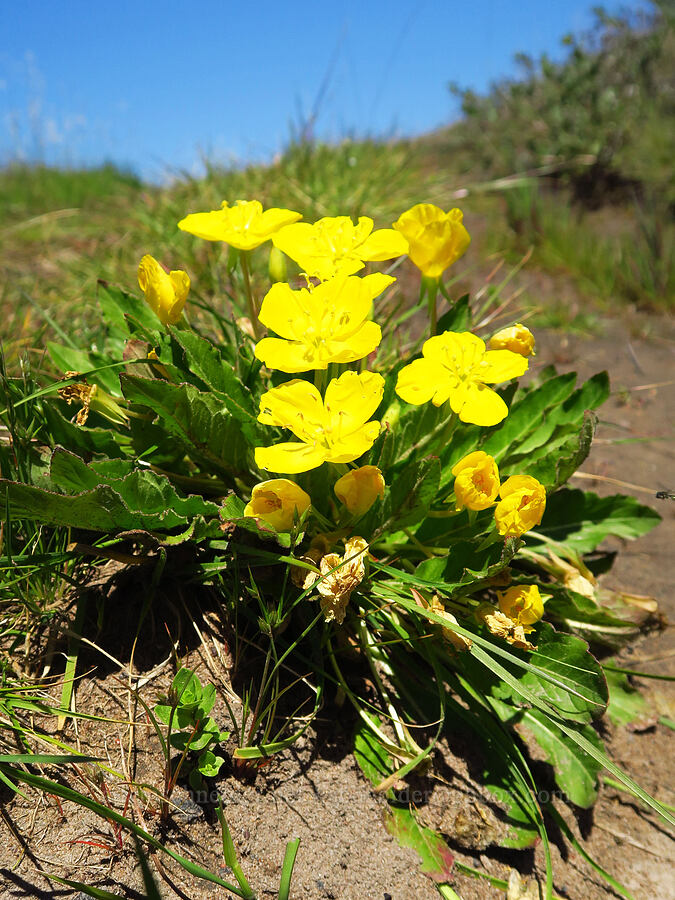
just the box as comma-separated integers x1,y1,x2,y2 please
497,584,544,629
488,324,535,357
494,475,546,537
393,204,470,279
138,255,190,326
451,451,500,511
334,466,385,517
244,479,311,532
268,245,288,284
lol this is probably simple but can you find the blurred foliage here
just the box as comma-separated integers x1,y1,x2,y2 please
446,2,675,206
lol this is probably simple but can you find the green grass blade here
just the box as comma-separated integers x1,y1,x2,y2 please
277,837,300,900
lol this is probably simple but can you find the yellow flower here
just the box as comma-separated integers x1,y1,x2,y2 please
178,200,301,250
272,215,408,280
497,584,544,631
137,254,190,325
488,323,536,357
393,203,470,279
395,331,528,426
244,479,311,532
334,465,385,516
255,370,384,474
254,273,392,372
494,475,547,537
312,536,369,624
452,451,500,511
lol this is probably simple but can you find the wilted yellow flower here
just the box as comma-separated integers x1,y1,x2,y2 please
475,603,535,651
494,475,547,537
314,536,369,624
393,204,470,279
452,451,500,511
58,374,128,426
244,479,311,532
395,331,528,426
178,200,301,250
254,273,392,372
497,585,544,631
334,465,385,516
255,370,384,474
488,324,536,357
272,215,408,280
137,254,190,325
429,596,473,651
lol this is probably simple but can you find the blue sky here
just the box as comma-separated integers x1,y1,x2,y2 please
1,0,644,181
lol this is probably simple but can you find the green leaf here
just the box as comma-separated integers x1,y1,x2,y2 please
97,283,162,339
536,489,661,553
605,665,653,729
514,624,608,722
46,342,121,396
481,372,578,460
526,409,598,489
436,294,471,333
121,374,252,474
517,709,603,807
169,328,262,431
385,806,455,883
416,536,519,593
197,749,225,778
1,460,219,532
379,455,441,532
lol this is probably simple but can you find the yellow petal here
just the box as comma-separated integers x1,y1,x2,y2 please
358,228,409,261
337,321,382,362
254,338,319,372
324,370,384,435
272,222,318,264
481,349,529,383
258,380,325,441
178,210,229,242
423,331,486,367
395,358,447,405
255,442,327,474
258,282,311,340
450,381,508,426
326,421,381,463
451,450,493,476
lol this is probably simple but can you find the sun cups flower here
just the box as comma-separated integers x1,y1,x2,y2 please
452,451,500,511
395,331,528,426
178,200,301,250
334,465,385,516
244,479,311,532
393,203,470,279
494,475,547,537
272,215,408,280
489,323,536,357
497,584,544,631
254,273,393,372
138,255,190,325
255,370,384,474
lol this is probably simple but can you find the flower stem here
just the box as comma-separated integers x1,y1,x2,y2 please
426,277,439,337
240,251,262,338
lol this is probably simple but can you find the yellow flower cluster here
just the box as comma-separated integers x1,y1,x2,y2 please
145,197,544,640
451,452,546,538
